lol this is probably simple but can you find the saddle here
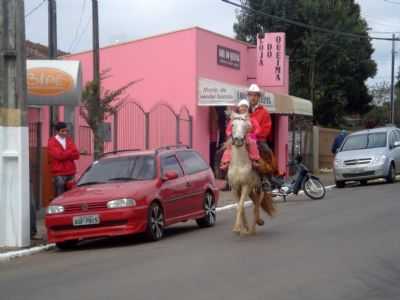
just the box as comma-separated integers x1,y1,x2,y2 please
257,146,280,177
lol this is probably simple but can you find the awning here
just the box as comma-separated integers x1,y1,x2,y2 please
197,77,313,116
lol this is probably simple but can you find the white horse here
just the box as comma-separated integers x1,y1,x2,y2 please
227,112,276,235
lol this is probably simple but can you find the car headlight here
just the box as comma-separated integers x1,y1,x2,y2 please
372,155,387,165
47,205,64,214
334,159,343,167
107,198,136,209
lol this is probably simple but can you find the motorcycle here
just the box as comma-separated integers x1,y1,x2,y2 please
270,155,326,201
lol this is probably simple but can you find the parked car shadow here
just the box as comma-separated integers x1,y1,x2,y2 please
54,222,206,252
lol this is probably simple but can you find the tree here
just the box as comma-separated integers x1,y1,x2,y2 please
234,0,377,127
80,69,140,159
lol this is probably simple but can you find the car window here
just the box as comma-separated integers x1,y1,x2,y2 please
78,155,156,185
177,151,209,175
341,132,387,151
161,155,183,177
395,130,400,142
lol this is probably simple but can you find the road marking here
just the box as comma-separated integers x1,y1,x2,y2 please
217,184,336,212
0,244,55,262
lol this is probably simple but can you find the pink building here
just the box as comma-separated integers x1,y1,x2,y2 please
29,27,312,205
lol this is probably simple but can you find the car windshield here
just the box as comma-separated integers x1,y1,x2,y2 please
78,155,156,186
341,132,387,151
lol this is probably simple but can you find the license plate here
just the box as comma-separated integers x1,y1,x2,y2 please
73,215,100,226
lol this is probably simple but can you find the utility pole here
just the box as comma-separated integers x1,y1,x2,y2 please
390,34,396,124
0,0,31,247
48,0,58,135
92,0,100,84
92,0,102,159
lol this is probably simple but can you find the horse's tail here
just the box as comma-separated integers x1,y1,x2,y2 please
260,192,277,217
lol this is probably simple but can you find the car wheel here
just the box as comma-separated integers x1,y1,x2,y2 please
196,192,216,228
146,202,165,241
56,240,78,250
386,163,396,184
360,180,368,186
335,180,345,188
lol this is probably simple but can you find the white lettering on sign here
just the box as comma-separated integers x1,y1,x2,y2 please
256,33,286,87
217,45,240,70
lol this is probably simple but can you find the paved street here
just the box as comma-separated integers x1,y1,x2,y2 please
1,182,400,300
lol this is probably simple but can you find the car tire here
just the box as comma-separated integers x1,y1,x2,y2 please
56,240,78,250
360,180,368,186
146,202,165,241
196,192,216,228
335,180,345,188
386,163,396,184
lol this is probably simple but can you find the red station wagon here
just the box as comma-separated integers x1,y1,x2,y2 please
45,146,219,249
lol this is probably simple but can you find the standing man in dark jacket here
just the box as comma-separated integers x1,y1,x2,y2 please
48,122,80,197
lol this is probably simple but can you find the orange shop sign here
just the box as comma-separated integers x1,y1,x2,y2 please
26,60,82,106
27,67,74,96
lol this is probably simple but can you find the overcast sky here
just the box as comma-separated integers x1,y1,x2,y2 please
25,0,400,86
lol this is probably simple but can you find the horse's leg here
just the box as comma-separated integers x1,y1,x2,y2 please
232,187,242,234
239,185,250,235
250,190,264,235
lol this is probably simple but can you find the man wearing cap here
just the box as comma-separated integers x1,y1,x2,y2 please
247,84,272,154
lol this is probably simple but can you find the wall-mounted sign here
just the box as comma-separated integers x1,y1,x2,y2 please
27,60,82,106
198,78,275,112
257,32,286,86
217,45,240,70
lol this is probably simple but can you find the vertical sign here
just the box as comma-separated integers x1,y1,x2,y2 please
257,32,286,87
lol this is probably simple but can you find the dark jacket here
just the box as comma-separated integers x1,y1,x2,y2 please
331,132,348,154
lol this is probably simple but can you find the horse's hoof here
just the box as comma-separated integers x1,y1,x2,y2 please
232,227,240,235
256,219,265,226
249,229,256,235
240,229,250,236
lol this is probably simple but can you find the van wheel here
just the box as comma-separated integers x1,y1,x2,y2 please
335,180,345,188
360,180,368,186
386,164,396,183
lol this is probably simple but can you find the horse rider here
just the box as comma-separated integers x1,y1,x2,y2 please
220,99,262,170
247,84,272,155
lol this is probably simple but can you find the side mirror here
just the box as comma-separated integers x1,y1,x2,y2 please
162,171,179,181
65,180,77,191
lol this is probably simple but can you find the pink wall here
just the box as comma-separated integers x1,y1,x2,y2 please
64,28,199,173
31,27,293,176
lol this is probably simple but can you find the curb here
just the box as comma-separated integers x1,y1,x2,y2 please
0,185,336,262
0,244,55,262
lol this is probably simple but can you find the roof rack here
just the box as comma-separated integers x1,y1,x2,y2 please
100,149,142,158
155,144,190,154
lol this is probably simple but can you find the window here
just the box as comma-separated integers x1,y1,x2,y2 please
78,155,156,186
395,130,400,142
161,155,183,177
341,133,387,151
177,151,209,175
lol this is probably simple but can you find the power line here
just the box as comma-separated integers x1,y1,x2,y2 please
25,0,46,18
70,17,91,53
221,0,400,42
68,0,88,52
